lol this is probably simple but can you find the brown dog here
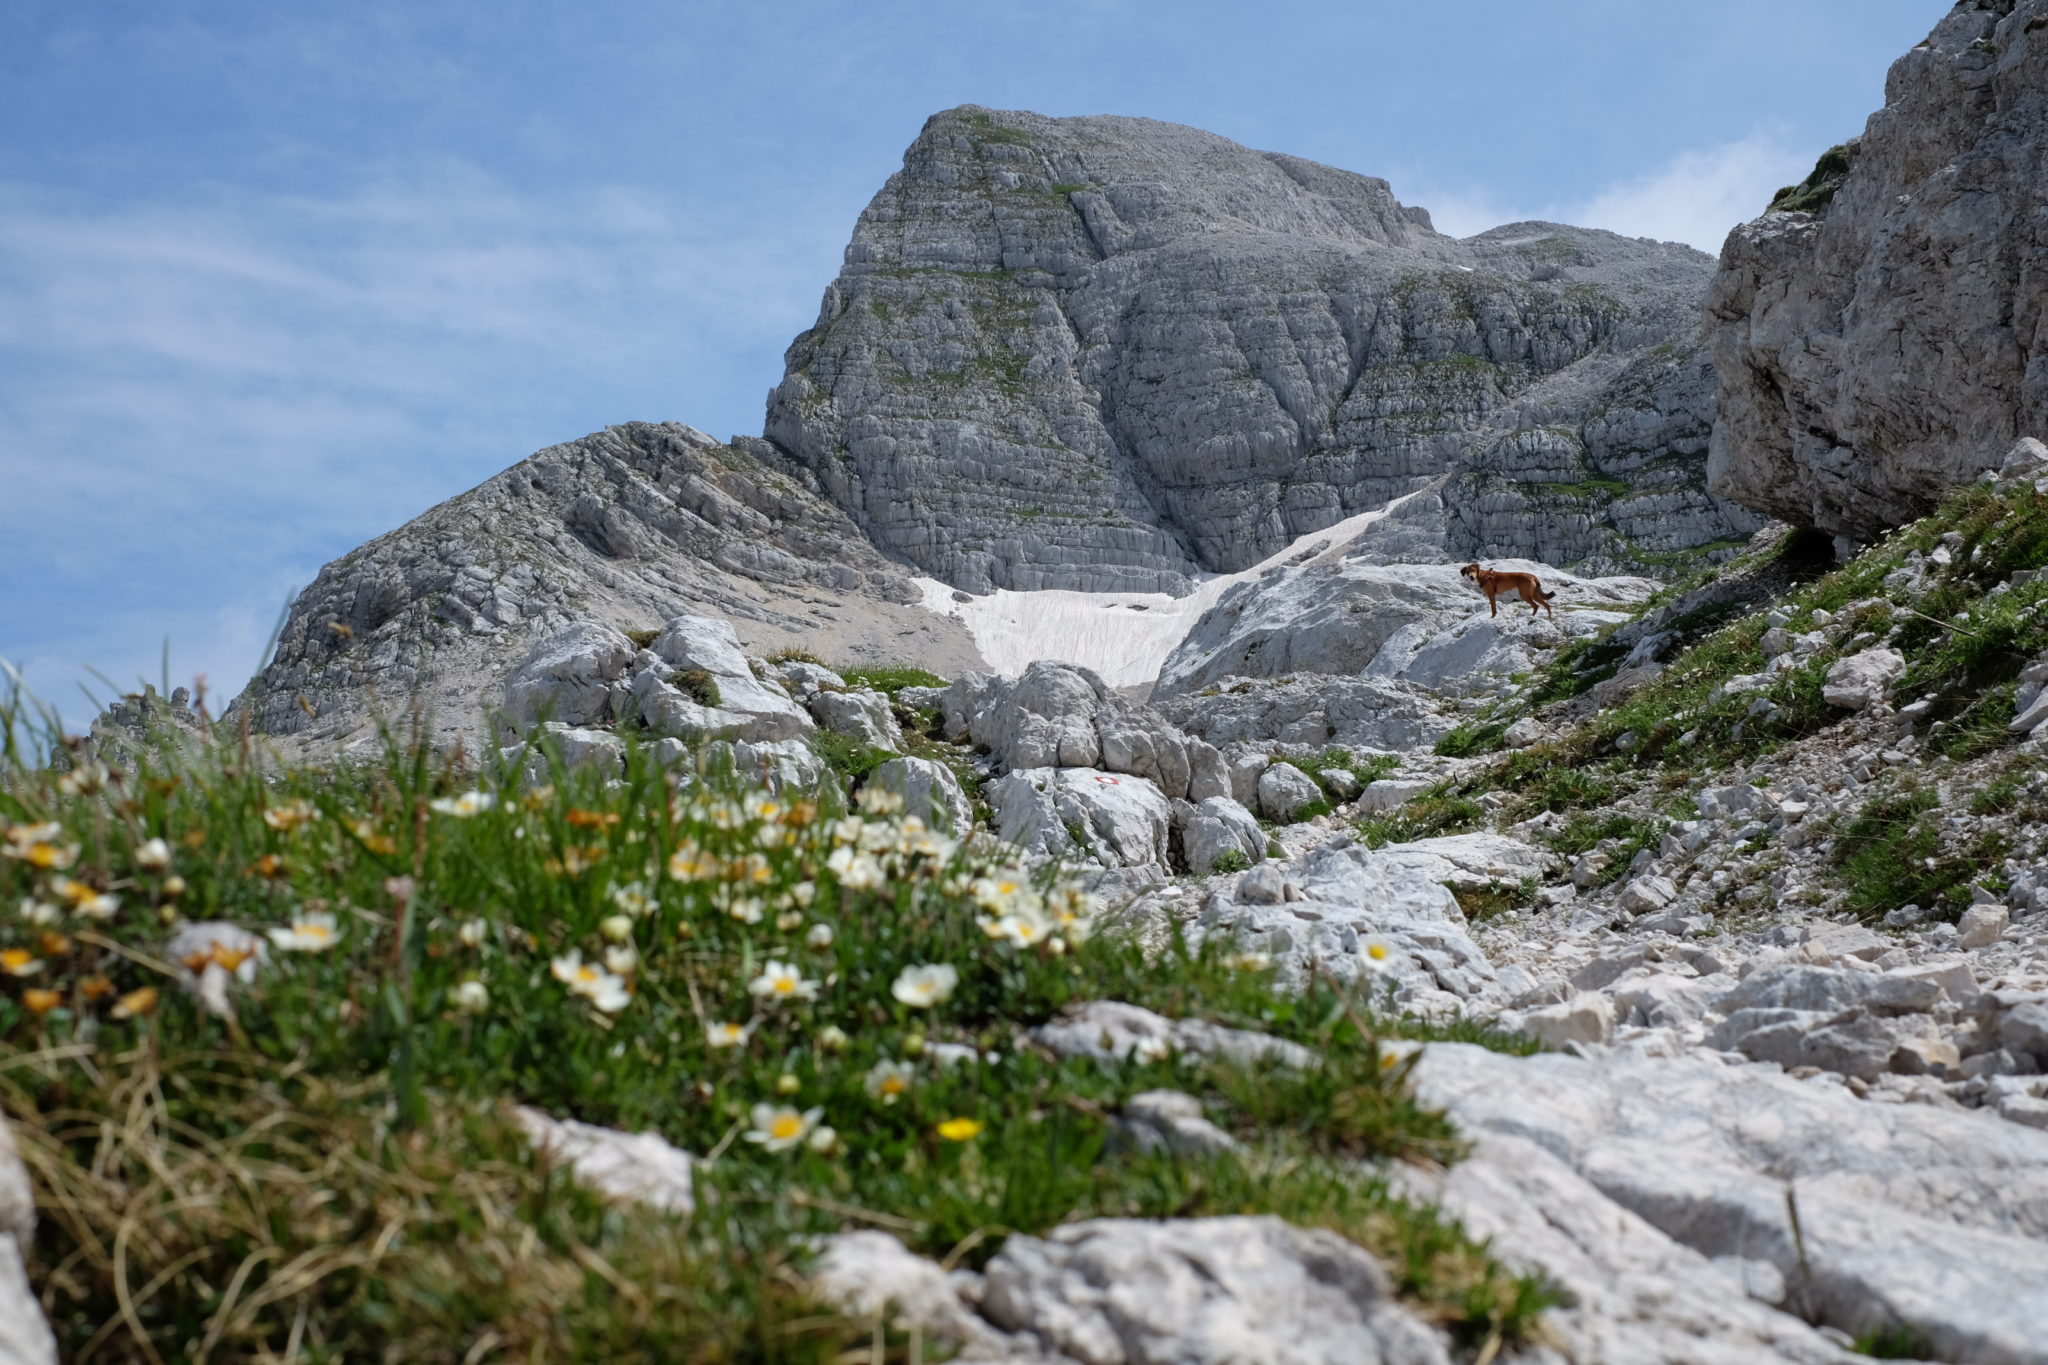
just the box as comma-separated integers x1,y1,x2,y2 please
1461,562,1555,619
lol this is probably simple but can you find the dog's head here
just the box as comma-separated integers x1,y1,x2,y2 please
1459,562,1482,581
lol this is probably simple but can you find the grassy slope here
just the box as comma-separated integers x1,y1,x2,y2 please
0,700,1549,1360
1358,479,2048,917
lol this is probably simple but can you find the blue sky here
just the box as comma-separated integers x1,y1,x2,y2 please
0,0,1942,726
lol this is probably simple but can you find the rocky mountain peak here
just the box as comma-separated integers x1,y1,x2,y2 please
767,105,1758,596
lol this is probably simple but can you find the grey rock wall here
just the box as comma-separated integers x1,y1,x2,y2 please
1707,0,2048,539
229,422,985,756
767,106,1760,592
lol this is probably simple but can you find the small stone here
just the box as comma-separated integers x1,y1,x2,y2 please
1997,1094,2048,1131
1618,875,1678,914
1571,851,1612,889
1958,903,2011,951
1517,993,1616,1050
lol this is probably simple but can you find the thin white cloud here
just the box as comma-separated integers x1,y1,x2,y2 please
1409,129,1811,253
0,167,841,730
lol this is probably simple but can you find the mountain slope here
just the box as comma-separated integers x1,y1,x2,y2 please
766,106,1761,594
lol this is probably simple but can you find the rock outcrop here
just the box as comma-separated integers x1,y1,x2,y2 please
227,423,985,757
1707,0,2048,539
767,106,1760,594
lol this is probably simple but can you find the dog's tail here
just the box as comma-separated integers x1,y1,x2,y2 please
1536,583,1555,603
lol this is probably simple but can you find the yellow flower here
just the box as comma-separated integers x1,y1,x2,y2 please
263,799,320,832
935,1117,983,1142
667,842,719,881
857,786,904,816
1,949,42,977
4,824,79,872
112,986,158,1019
22,988,61,1016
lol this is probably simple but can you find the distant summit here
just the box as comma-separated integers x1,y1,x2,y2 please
766,105,1760,594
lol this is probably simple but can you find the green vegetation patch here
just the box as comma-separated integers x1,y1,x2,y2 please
839,664,948,696
0,687,1554,1355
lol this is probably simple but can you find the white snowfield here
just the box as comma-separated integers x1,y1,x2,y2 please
917,490,1642,689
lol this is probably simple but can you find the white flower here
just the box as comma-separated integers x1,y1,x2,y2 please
135,838,174,873
1223,950,1272,972
1360,937,1396,974
748,959,820,1003
603,944,638,976
1133,1035,1173,1063
267,911,341,952
744,1103,823,1153
609,881,657,917
706,1020,752,1049
17,898,58,926
428,790,496,818
806,1124,840,1155
830,816,864,846
458,918,489,947
826,845,886,891
452,980,489,1014
599,914,635,943
790,880,817,908
585,974,632,1012
74,891,120,921
891,962,958,1009
550,950,633,1011
857,785,904,815
864,1059,916,1104
982,908,1055,949
775,909,805,932
726,897,765,925
805,922,835,949
816,1024,849,1052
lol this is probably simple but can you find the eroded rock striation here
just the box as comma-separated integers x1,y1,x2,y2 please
767,106,1761,594
227,423,984,756
1708,0,2048,539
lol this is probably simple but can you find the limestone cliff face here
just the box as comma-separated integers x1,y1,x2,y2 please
767,106,1760,593
228,423,983,755
1707,0,2048,539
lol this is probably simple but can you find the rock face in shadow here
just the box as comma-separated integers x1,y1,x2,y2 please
767,105,1760,594
1707,0,2048,539
228,422,984,756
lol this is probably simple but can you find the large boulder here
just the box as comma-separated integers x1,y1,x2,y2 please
944,662,1223,800
634,615,813,743
1160,560,1651,697
978,1217,1451,1365
1257,762,1324,822
1411,1042,2048,1364
1179,796,1266,874
1706,3,2048,538
986,767,1173,873
1822,648,1905,711
868,756,974,832
807,688,903,751
500,621,636,732
1181,837,1500,1013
